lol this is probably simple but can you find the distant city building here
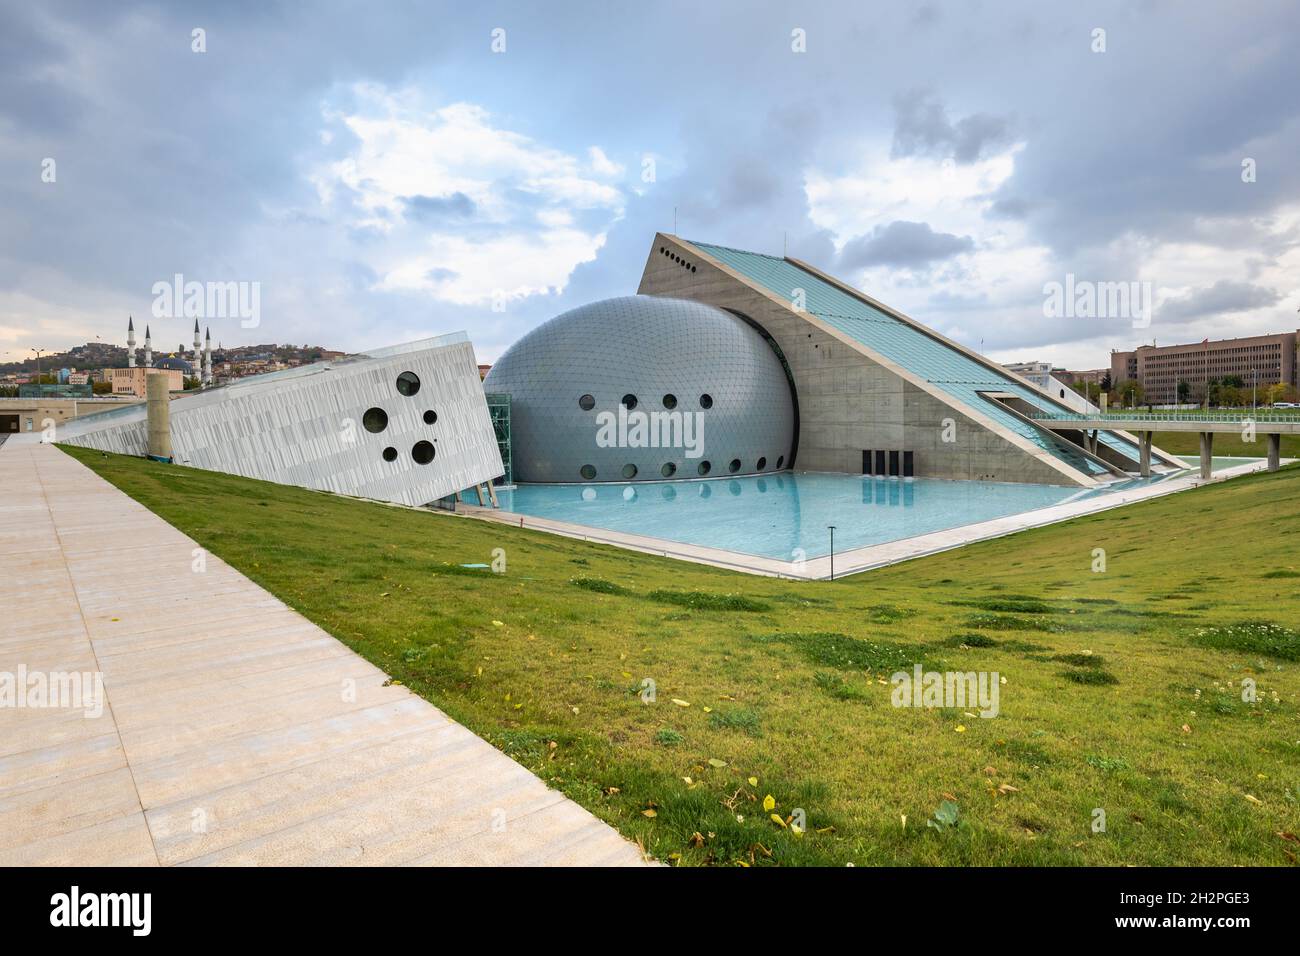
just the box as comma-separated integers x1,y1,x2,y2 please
1056,368,1107,387
108,366,184,398
1111,331,1299,404
1003,361,1098,414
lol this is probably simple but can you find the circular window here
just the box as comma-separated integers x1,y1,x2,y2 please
396,371,421,396
622,463,638,479
580,464,596,480
661,462,676,478
621,393,638,410
757,456,767,470
776,455,785,469
578,394,596,411
728,458,741,473
382,446,397,462
697,460,711,476
362,407,389,434
423,410,437,425
411,440,435,465
662,393,677,410
699,393,714,409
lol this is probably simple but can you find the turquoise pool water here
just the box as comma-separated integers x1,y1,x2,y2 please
495,467,1208,561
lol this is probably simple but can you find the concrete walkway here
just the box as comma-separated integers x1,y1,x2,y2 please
0,440,646,866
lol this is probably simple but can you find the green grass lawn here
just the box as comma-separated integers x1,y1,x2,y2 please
1152,430,1300,459
63,445,1300,866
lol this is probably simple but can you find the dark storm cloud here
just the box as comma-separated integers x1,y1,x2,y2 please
890,89,1014,164
839,221,974,270
1160,280,1282,322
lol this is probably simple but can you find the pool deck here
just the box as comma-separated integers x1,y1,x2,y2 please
0,439,648,866
463,459,1283,580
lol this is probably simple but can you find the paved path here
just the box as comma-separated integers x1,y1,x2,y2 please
0,440,646,866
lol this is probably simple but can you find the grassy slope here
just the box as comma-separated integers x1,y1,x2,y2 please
64,445,1300,866
1152,430,1300,458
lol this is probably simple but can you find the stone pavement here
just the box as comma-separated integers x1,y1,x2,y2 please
0,440,647,866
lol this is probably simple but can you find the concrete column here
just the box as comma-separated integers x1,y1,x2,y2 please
1268,433,1281,472
146,371,172,461
1140,431,1151,478
1198,431,1213,480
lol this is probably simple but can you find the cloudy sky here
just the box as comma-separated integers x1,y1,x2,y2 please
2,0,1298,370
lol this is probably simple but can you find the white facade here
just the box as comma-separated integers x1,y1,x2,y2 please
59,334,504,507
1004,361,1099,414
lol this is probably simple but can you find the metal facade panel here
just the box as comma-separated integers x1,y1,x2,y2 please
482,296,796,483
59,339,503,507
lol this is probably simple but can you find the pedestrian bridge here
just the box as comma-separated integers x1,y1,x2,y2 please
1025,410,1297,478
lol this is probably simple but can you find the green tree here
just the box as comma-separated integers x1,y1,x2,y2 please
1115,379,1144,408
1177,379,1191,403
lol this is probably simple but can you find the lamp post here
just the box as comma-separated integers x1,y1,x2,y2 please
31,348,43,393
828,525,837,581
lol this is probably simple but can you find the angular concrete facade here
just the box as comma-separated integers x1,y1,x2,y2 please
639,235,1178,487
57,334,504,508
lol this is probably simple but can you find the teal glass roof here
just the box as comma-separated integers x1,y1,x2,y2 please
689,240,1138,478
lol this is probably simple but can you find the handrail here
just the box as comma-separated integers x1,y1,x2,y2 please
1025,409,1300,425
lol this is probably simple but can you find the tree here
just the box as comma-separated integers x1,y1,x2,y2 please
1177,380,1191,403
1114,379,1144,408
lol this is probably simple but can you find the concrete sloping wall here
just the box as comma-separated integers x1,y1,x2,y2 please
59,339,504,507
638,234,1098,486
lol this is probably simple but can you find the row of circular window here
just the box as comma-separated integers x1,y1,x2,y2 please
579,454,785,481
580,393,713,411
659,246,697,272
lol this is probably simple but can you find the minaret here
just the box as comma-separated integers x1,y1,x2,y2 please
193,319,202,387
203,327,213,385
127,316,137,368
143,325,153,368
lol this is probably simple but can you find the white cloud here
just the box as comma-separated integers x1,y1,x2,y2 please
805,144,1022,245
588,146,625,178
311,84,625,307
803,145,1300,368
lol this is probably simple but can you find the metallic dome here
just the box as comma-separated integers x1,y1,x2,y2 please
484,295,796,483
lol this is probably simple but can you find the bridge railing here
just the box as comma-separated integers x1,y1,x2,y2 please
1024,409,1300,425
